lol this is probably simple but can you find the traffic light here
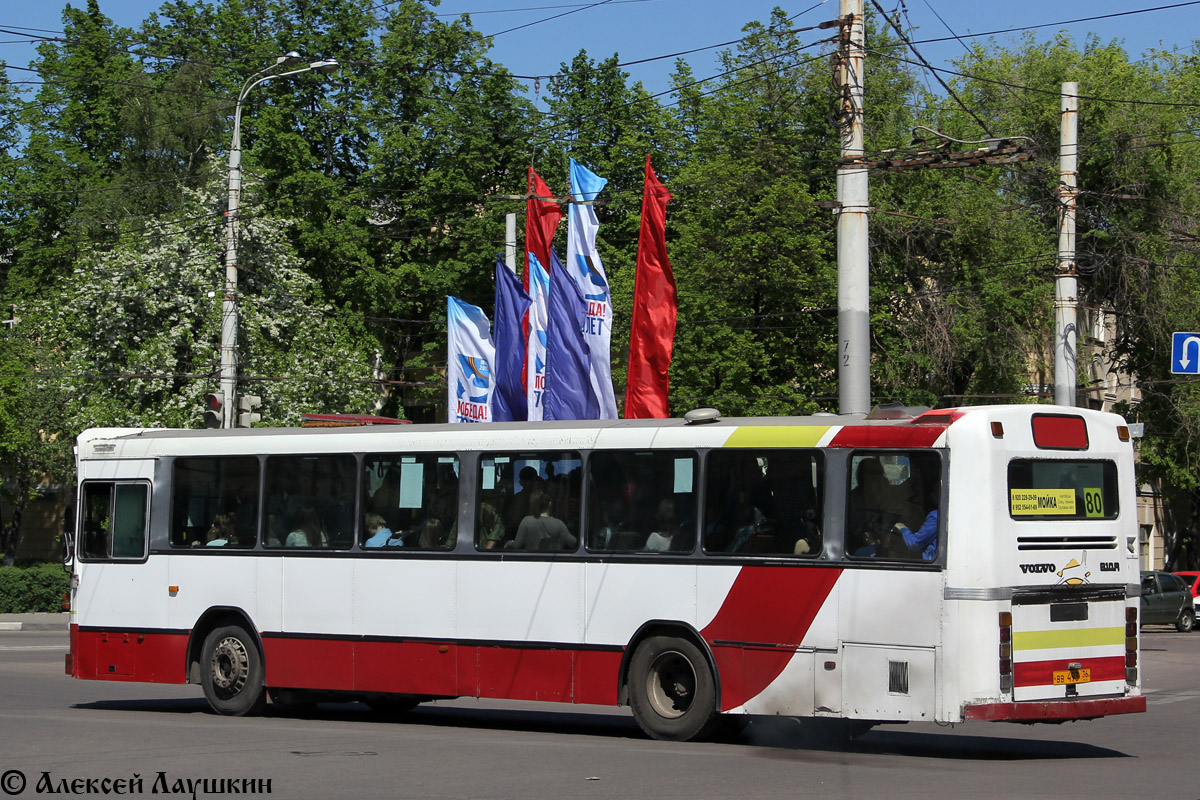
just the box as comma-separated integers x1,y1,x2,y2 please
237,395,262,428
203,391,224,429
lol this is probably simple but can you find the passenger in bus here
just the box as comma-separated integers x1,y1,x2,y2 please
504,466,544,530
645,498,681,552
363,513,400,548
891,486,939,560
204,513,236,547
285,507,326,548
847,457,893,553
506,491,577,551
475,503,506,549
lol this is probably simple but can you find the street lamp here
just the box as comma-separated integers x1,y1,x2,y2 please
219,53,340,428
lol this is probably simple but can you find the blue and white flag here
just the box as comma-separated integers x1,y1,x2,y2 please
545,249,599,421
447,296,495,423
493,255,531,422
524,253,550,421
566,158,617,418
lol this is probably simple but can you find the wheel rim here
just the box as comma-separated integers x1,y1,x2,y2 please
210,636,251,699
646,650,697,719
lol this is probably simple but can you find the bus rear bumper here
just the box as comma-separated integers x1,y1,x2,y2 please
963,694,1146,722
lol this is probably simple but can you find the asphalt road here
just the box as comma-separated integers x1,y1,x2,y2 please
0,628,1197,799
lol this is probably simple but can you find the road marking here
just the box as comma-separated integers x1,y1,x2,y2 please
0,645,66,652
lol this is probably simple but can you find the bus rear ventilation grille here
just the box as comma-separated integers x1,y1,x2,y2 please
1017,535,1117,551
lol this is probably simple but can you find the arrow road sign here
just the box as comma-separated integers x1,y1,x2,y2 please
1172,332,1200,374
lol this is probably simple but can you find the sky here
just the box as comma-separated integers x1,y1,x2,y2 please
2,0,1199,103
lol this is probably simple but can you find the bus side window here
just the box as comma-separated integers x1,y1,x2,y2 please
482,452,581,551
79,482,148,561
702,450,822,557
583,451,696,554
170,457,259,549
264,454,356,549
363,454,460,550
846,451,940,561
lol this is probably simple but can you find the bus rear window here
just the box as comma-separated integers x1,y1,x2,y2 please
1007,460,1118,520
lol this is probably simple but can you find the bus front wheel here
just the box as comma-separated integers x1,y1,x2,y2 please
628,635,717,741
201,625,266,716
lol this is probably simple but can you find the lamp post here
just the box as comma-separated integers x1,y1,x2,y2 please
219,52,340,428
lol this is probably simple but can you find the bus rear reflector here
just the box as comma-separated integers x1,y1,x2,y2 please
1031,414,1089,450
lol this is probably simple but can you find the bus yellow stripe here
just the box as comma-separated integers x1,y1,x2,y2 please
1012,627,1124,651
723,426,831,448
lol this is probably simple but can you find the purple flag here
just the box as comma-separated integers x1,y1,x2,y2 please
493,255,531,422
545,249,599,421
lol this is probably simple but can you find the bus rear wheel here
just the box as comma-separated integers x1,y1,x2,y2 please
628,635,717,742
201,625,266,716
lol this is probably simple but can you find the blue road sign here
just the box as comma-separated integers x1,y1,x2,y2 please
1172,332,1200,375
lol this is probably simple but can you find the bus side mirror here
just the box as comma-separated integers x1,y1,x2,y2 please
61,530,75,572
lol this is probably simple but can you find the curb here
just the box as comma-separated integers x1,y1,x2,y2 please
0,614,70,632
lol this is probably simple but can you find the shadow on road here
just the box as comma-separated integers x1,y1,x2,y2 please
71,696,1131,761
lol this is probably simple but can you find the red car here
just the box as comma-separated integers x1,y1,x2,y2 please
1174,571,1200,620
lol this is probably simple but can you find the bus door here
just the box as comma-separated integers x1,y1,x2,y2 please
837,449,945,722
74,473,163,680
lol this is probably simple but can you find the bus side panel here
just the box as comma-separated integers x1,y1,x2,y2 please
835,569,943,722
699,565,841,712
72,626,188,683
585,563,706,646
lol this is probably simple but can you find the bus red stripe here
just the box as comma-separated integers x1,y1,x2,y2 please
701,566,841,710
828,425,947,448
1013,655,1126,688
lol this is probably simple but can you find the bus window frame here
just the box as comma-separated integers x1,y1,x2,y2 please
360,451,461,552
261,452,360,551
699,447,824,559
583,449,701,556
76,479,152,564
843,448,946,566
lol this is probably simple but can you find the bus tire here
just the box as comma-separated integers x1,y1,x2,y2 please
201,625,266,716
1177,608,1195,633
628,635,717,742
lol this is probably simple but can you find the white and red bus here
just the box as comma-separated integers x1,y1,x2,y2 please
66,404,1145,741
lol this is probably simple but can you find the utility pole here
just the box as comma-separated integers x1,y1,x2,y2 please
836,0,870,416
1054,82,1079,407
505,212,518,272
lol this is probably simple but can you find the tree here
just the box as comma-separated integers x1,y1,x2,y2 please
31,164,381,432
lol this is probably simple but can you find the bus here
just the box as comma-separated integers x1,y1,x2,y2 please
65,404,1146,741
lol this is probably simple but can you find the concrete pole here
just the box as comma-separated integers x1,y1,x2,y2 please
220,112,244,429
505,212,518,272
837,0,870,415
1054,82,1079,407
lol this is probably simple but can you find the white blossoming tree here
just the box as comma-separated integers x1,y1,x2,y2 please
38,166,382,431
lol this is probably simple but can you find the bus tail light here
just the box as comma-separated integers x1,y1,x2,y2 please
999,611,1013,692
990,421,1004,438
1125,606,1139,684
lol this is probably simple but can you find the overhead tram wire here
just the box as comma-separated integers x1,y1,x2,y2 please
869,0,993,137
882,1,1200,50
485,0,620,38
866,49,1200,109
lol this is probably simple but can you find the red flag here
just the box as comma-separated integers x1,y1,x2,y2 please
522,167,562,396
625,156,676,419
525,167,561,291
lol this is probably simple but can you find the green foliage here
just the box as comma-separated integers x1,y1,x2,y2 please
0,563,69,614
3,1,1200,561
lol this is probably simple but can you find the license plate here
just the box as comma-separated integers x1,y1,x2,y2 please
1053,668,1091,685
